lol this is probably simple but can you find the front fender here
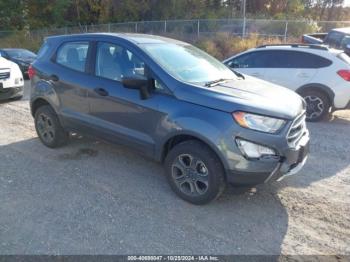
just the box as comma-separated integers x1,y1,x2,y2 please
156,115,232,170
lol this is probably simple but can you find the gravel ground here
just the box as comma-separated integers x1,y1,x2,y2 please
0,81,349,255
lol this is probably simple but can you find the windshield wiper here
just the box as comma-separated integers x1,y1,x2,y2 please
205,78,231,87
232,70,245,79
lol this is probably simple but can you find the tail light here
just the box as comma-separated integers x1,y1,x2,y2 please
337,70,350,81
28,64,36,79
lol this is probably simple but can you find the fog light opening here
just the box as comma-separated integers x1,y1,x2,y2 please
236,138,276,159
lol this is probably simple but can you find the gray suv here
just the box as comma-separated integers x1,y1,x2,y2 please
29,33,310,204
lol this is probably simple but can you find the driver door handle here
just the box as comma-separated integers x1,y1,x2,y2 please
94,87,109,96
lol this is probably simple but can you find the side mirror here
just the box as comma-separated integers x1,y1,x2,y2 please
122,76,153,100
228,61,239,68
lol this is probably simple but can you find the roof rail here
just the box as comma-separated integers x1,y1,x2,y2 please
256,43,329,51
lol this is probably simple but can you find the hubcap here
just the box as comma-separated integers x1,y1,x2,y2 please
171,154,209,196
36,113,55,143
304,95,324,120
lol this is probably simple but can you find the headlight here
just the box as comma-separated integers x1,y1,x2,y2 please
232,111,286,133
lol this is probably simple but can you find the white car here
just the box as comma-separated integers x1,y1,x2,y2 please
223,44,350,121
0,56,24,101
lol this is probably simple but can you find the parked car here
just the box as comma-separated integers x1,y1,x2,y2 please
29,34,309,204
0,48,37,79
223,44,350,122
302,27,350,54
0,57,24,101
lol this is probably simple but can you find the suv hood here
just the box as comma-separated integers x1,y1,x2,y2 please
12,57,35,64
0,57,17,69
175,75,304,119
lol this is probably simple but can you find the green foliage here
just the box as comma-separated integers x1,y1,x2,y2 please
0,31,42,52
0,0,348,32
195,33,286,60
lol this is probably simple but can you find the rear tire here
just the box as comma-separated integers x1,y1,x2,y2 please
34,105,68,148
164,140,226,205
300,90,331,122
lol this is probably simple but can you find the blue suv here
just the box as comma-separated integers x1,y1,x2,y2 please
29,33,310,204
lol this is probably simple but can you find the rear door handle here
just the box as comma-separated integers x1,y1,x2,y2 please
94,87,109,96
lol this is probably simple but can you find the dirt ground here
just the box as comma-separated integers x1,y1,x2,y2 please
0,81,349,255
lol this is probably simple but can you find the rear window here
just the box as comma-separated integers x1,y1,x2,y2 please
56,42,89,72
337,52,350,64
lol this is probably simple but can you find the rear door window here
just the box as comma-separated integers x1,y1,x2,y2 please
267,50,331,68
56,42,89,72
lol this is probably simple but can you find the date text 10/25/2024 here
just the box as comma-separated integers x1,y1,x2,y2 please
127,256,219,261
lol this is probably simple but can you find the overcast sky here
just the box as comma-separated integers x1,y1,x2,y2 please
345,0,350,6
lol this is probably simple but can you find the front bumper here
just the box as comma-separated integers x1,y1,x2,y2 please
0,85,24,100
226,134,310,185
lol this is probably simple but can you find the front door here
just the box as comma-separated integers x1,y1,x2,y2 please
87,41,165,157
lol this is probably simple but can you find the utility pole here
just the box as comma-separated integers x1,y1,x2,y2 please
242,0,246,37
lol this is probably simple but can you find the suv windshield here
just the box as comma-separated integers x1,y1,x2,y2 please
142,43,236,85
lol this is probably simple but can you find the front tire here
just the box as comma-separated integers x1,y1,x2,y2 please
300,90,331,122
164,140,226,205
34,105,68,148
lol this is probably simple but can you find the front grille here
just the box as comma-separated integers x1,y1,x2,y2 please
0,68,10,80
287,111,307,148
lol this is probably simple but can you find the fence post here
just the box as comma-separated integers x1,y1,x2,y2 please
284,20,288,43
197,20,200,39
242,0,246,37
135,22,138,33
164,20,167,33
108,23,111,32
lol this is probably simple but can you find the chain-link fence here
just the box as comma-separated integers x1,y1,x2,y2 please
2,18,350,46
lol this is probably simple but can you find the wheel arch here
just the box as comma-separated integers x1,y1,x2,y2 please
296,83,334,106
30,97,55,117
158,131,229,171
30,80,60,116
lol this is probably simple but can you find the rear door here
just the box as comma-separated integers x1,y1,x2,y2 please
226,51,268,79
51,41,92,127
263,50,331,90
